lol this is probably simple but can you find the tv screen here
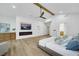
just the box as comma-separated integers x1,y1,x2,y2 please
21,23,31,30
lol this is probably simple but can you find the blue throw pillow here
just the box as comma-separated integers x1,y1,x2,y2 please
66,39,79,51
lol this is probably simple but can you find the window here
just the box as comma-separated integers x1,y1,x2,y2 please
59,23,65,37
59,23,65,31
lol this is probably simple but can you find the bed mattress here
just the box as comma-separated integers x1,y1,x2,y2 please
38,37,79,56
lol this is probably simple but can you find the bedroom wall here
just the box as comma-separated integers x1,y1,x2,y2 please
66,15,79,36
0,17,16,32
16,17,48,39
49,15,79,37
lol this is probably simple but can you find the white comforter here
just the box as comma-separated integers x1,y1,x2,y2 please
39,37,79,56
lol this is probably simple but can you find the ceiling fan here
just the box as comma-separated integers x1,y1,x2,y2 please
33,7,47,19
39,8,47,19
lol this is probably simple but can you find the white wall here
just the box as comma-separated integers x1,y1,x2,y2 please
66,15,79,36
49,15,79,37
16,17,48,39
0,17,16,32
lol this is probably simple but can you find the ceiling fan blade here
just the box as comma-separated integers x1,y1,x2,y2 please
40,16,46,19
40,11,44,17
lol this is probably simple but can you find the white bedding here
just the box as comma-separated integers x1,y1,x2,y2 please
39,37,56,47
39,37,79,56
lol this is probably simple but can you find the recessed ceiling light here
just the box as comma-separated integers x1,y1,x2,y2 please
12,5,16,8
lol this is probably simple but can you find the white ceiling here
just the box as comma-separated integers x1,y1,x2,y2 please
0,3,79,18
0,3,40,18
41,3,79,15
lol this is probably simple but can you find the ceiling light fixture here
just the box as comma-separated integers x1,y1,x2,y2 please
12,5,16,8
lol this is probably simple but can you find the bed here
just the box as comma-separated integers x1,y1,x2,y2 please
38,37,79,56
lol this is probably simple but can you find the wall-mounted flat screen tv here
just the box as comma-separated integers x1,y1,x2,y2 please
21,23,31,30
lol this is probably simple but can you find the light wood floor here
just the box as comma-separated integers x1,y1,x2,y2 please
5,35,50,56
